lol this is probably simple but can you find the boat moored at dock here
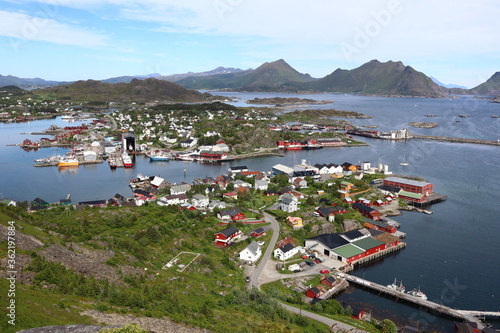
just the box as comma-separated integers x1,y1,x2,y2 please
58,157,79,167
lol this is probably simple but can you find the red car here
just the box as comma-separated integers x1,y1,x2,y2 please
320,269,330,274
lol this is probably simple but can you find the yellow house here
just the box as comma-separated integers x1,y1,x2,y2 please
286,216,304,230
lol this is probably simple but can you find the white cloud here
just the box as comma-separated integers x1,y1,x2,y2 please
0,10,108,49
15,0,500,86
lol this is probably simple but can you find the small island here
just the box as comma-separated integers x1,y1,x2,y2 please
246,97,332,106
280,108,372,120
408,122,437,128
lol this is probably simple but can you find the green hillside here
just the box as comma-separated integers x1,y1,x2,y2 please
34,78,210,103
291,60,446,97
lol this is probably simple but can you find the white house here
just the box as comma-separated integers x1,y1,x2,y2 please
273,243,300,260
208,200,227,211
150,176,167,189
239,241,262,263
280,196,299,213
180,138,198,147
157,194,188,206
192,194,209,208
170,184,191,195
232,179,252,189
254,179,269,191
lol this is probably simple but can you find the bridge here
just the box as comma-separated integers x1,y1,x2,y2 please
337,272,499,329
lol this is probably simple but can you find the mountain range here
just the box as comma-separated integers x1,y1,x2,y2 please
3,59,500,98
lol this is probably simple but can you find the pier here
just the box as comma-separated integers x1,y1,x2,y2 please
336,272,496,329
412,135,500,146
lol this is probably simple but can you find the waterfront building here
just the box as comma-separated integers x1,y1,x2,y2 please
383,177,434,195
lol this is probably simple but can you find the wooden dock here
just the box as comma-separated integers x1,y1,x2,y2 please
336,272,493,329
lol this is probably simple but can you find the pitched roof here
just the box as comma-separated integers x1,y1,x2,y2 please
279,243,295,253
281,196,296,204
308,233,349,250
341,230,366,241
245,241,261,256
218,208,241,217
253,227,265,234
352,202,376,213
378,185,402,193
352,237,385,251
333,244,365,258
218,226,240,237
384,176,431,187
399,190,425,199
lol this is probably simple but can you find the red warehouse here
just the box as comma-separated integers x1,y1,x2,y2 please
383,177,434,195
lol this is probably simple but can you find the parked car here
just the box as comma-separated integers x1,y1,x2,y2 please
320,269,330,274
245,276,250,283
305,260,316,266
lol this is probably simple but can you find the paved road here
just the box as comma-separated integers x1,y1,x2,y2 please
249,212,279,289
249,211,368,332
280,303,368,333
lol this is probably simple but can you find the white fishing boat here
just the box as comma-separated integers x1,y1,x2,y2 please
407,286,428,300
147,149,170,161
121,152,133,168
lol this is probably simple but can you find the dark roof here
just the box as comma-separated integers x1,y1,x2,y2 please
133,189,151,196
33,197,49,206
218,208,241,216
308,233,349,250
308,287,321,294
317,206,347,216
292,170,316,177
322,276,336,284
367,229,385,237
365,219,392,229
279,243,295,253
352,202,376,213
218,226,240,237
229,166,248,171
253,227,265,234
342,230,365,241
78,200,107,205
341,162,354,168
378,185,402,193
279,186,294,195
314,163,326,168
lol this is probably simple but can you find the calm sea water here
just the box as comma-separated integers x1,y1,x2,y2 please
1,94,499,332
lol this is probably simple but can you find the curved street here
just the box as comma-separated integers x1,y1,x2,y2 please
249,211,368,332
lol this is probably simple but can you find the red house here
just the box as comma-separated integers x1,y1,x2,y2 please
214,226,242,246
305,286,324,298
251,227,266,238
320,276,337,288
364,220,397,234
217,208,246,221
223,191,238,199
352,203,382,220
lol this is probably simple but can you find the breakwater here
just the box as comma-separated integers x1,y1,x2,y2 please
412,135,500,146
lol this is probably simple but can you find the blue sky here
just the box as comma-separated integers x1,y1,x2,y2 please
0,0,499,88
